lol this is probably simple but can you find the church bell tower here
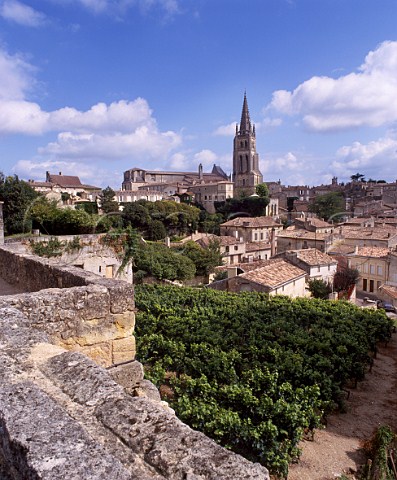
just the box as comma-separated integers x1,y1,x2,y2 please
232,93,263,196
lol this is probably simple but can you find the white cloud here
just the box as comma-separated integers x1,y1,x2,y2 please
332,130,397,181
268,41,397,132
0,48,36,100
256,117,282,131
38,127,181,159
213,122,236,137
67,0,180,17
0,0,46,26
13,158,119,188
193,149,218,168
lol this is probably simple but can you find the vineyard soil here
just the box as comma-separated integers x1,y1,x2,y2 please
288,330,397,480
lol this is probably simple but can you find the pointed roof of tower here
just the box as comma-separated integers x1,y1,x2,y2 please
239,92,251,134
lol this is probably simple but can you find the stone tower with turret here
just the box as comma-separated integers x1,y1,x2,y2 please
232,93,263,197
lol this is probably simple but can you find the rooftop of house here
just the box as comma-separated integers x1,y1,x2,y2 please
341,226,397,240
379,284,397,299
350,246,390,258
276,229,329,240
196,234,242,248
43,172,101,190
285,248,337,266
245,241,271,252
239,259,306,289
221,216,281,228
294,217,333,229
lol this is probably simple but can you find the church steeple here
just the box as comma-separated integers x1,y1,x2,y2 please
232,92,263,196
239,91,252,135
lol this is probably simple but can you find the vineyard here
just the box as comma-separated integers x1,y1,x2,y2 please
134,285,393,477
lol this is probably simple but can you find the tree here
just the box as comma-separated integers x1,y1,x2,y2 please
350,173,365,182
100,186,119,213
255,182,269,199
147,219,167,241
179,240,223,276
308,192,345,222
333,265,359,293
0,174,38,235
122,202,151,229
308,278,332,299
215,195,269,219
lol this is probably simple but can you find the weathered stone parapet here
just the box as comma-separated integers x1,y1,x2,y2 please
0,247,135,367
0,308,270,480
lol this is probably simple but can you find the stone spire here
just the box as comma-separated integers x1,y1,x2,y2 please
239,92,252,135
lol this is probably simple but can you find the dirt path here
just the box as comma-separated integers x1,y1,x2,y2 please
288,330,397,480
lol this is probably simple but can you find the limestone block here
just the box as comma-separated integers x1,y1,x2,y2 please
134,379,162,402
113,311,135,332
42,351,125,406
97,396,270,479
0,381,132,479
108,361,144,393
80,341,112,367
112,350,135,365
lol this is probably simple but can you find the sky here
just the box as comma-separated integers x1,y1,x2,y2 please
1,0,397,190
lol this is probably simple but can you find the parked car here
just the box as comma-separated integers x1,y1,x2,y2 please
377,301,396,313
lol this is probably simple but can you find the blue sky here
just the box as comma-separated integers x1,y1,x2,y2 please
1,0,397,190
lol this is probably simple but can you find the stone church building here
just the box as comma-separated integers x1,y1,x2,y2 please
120,94,265,211
232,93,263,196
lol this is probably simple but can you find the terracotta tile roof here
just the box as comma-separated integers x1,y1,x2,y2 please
245,242,271,252
197,235,242,247
327,243,356,255
353,246,390,258
341,226,397,240
289,248,337,266
239,259,306,288
221,216,281,228
379,284,397,299
47,174,82,187
277,229,328,240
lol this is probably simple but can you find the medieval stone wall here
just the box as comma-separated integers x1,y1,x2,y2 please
0,246,270,479
0,245,135,366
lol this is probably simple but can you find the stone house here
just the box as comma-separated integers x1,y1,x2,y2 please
195,234,245,265
220,216,282,243
341,225,397,249
189,181,234,213
29,172,101,205
244,241,272,262
347,246,389,296
210,258,307,298
276,229,334,253
277,248,337,284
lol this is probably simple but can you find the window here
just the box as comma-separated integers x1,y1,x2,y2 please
234,246,238,251
377,265,383,275
260,233,264,240
369,279,374,292
254,233,258,240
363,264,368,273
370,265,375,274
363,278,368,291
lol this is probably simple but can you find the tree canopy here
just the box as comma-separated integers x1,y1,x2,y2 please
0,174,38,235
308,191,345,222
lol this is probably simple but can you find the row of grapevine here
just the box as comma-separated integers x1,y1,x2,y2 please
134,284,393,477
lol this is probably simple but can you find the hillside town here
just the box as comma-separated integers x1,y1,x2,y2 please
1,94,397,480
2,94,397,311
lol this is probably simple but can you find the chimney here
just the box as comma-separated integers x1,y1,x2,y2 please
227,266,238,279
